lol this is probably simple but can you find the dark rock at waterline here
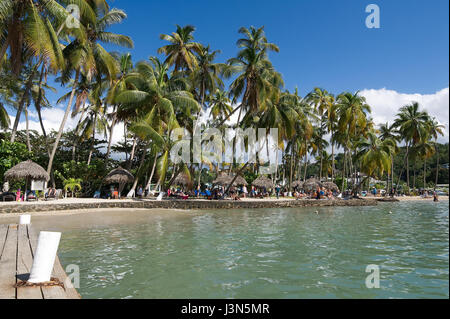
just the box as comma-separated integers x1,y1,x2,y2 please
0,199,378,214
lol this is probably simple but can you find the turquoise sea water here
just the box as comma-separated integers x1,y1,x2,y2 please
16,201,450,299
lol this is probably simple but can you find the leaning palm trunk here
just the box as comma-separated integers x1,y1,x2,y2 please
145,154,158,194
25,103,31,152
10,65,38,143
406,143,410,193
434,142,439,190
47,69,80,174
87,113,97,166
331,140,335,182
127,135,137,170
423,158,427,188
104,112,117,168
72,102,87,161
128,141,149,196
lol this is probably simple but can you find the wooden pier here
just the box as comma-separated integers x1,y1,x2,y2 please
0,224,80,299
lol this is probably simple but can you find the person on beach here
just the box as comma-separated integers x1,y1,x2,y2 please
137,186,143,198
275,185,281,199
433,192,439,202
242,185,248,198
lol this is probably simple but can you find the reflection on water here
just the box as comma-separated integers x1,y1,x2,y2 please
11,202,450,298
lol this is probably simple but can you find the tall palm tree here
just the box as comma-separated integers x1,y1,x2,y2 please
158,25,202,73
191,45,224,108
355,130,396,193
336,92,371,190
427,118,445,189
210,89,233,122
393,102,430,193
47,4,133,175
378,122,399,192
306,88,334,180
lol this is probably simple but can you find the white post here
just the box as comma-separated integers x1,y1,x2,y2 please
28,231,62,283
156,192,164,201
19,214,31,225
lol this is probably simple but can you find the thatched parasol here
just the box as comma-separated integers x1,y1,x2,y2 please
4,160,50,182
213,172,232,186
252,176,274,189
4,160,50,200
233,175,248,186
173,173,192,187
303,178,322,191
322,181,339,192
104,167,134,198
292,180,304,189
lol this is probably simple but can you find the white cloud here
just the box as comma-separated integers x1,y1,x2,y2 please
360,87,449,143
10,105,125,159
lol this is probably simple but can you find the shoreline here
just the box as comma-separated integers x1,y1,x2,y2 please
0,196,446,215
0,197,379,214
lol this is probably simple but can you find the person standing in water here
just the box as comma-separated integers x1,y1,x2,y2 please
433,191,439,202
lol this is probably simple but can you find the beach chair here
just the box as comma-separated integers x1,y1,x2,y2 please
45,188,57,201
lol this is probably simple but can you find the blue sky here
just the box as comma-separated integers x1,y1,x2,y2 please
8,0,450,145
102,0,449,96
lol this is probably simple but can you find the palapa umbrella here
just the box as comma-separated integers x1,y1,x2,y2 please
104,167,134,198
173,173,192,187
303,178,322,192
322,181,339,192
213,172,232,186
4,160,50,199
292,180,304,189
252,176,274,189
233,175,248,186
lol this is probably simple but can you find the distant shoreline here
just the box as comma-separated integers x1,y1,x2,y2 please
0,197,379,214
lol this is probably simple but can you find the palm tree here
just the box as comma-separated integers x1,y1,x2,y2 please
393,102,430,193
191,45,224,108
427,118,445,189
354,131,396,193
378,122,399,192
210,89,233,122
47,4,133,176
158,25,202,73
306,88,334,180
116,57,199,193
63,178,82,198
225,26,281,117
336,91,371,190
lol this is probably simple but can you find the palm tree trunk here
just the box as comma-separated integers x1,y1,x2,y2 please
228,107,243,174
145,154,158,193
10,65,37,142
34,63,51,156
406,143,410,193
423,158,427,188
412,158,416,191
87,112,97,166
71,102,87,161
289,139,295,192
0,37,9,62
129,142,149,195
331,138,335,182
434,141,439,190
127,135,137,169
47,69,80,174
104,111,117,167
25,102,31,152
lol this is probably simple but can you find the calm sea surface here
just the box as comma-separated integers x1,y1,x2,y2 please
8,201,449,299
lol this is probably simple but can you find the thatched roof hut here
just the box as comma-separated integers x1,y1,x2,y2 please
233,175,248,186
292,180,304,189
322,181,339,192
252,176,274,189
213,172,232,186
104,167,134,185
173,173,192,186
4,160,50,182
303,178,322,191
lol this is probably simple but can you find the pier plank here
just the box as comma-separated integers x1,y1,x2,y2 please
0,224,7,259
16,225,43,299
0,225,18,299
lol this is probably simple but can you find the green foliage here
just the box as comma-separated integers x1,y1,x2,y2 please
0,139,34,184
